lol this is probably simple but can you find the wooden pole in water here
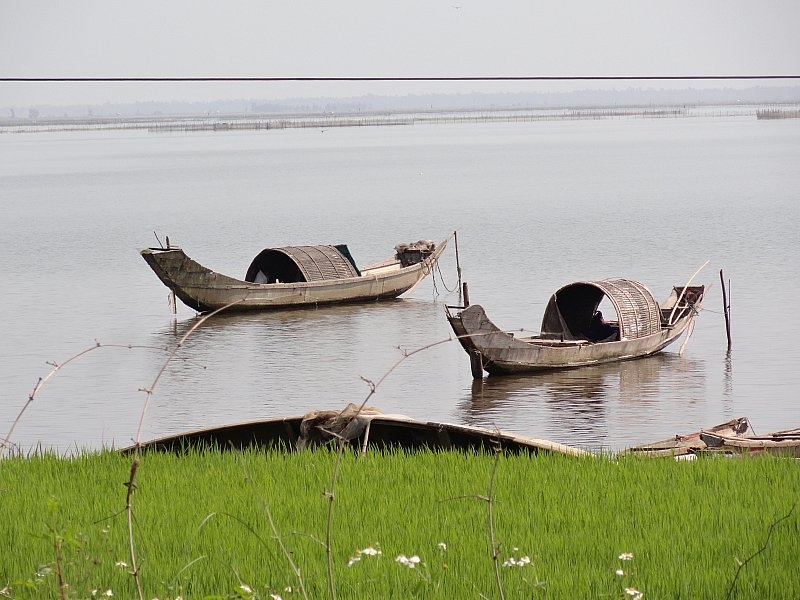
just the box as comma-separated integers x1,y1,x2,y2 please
454,230,463,305
720,269,732,351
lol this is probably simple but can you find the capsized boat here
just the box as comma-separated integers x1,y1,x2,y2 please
141,236,449,313
125,404,587,457
447,278,704,378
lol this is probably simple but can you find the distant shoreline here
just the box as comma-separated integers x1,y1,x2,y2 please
2,102,800,134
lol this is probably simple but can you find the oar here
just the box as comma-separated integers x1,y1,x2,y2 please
679,317,696,356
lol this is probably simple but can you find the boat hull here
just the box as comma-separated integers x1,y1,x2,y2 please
142,237,448,313
699,430,800,457
125,409,588,456
626,418,750,457
447,302,699,377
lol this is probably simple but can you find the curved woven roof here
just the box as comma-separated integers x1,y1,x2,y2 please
245,245,360,283
540,278,662,341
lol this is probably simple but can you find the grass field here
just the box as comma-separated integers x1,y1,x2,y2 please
1,448,798,599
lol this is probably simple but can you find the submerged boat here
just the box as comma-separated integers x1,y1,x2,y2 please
447,278,704,378
142,236,449,312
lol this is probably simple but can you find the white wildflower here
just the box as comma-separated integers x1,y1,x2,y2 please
618,552,634,561
103,591,113,597
269,595,282,600
437,542,447,552
615,569,625,576
240,584,252,594
625,587,643,599
348,545,382,566
395,554,421,568
503,555,531,567
115,561,128,568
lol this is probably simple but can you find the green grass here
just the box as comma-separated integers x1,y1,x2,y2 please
1,448,798,599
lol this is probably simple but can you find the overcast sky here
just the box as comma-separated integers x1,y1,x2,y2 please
2,0,799,107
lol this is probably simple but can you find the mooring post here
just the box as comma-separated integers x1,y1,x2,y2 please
454,230,463,305
720,269,732,351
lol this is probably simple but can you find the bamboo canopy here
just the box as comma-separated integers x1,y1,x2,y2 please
540,278,662,341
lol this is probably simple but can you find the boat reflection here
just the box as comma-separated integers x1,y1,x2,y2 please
458,353,706,450
140,298,456,443
163,298,412,336
723,350,733,399
467,353,692,407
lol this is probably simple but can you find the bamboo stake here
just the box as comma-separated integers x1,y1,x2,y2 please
720,269,732,351
454,230,463,305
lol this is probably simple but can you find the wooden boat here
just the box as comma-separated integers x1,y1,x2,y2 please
626,417,750,457
141,236,449,312
699,427,800,457
125,404,588,457
447,278,705,378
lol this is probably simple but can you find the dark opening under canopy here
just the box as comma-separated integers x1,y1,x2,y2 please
244,245,360,284
540,278,662,342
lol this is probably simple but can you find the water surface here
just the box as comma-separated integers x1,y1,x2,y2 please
2,115,798,452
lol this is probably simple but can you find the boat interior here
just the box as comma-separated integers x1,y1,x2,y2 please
512,282,704,346
659,285,705,326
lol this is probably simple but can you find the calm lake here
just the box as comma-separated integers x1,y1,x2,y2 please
2,112,799,452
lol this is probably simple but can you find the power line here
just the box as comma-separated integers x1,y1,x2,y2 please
2,75,799,83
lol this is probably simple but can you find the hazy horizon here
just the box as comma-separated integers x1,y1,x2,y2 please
4,85,800,121
3,1,799,108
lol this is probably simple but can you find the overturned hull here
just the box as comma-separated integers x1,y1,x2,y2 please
126,407,588,457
